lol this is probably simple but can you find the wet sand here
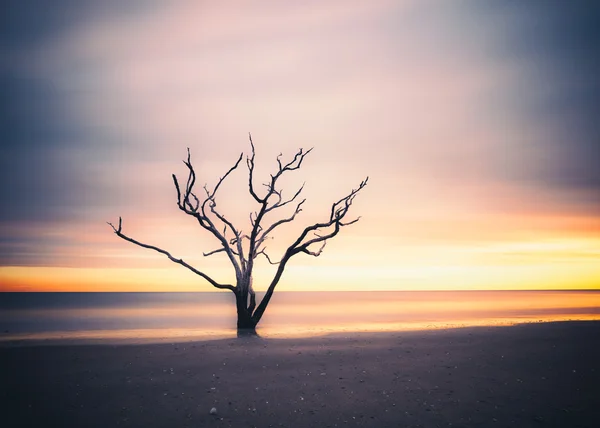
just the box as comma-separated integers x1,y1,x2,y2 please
1,321,599,427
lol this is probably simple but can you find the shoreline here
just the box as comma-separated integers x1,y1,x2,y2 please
3,315,600,347
2,320,599,427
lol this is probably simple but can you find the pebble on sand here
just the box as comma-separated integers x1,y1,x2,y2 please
209,407,217,415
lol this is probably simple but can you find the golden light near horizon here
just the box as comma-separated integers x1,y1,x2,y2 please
2,235,599,292
1,1,599,292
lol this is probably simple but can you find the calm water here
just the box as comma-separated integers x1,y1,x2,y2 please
1,291,599,343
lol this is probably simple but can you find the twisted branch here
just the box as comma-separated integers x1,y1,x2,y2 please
250,177,368,323
107,217,235,291
172,149,245,280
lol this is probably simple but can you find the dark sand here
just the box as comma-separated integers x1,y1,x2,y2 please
1,321,599,428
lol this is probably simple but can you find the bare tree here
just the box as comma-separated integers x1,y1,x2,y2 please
108,134,367,330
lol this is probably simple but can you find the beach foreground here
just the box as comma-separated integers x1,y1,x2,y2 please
2,322,599,428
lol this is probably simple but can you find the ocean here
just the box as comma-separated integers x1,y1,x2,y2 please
1,291,599,343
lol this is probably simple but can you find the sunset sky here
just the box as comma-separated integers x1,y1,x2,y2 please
1,0,599,292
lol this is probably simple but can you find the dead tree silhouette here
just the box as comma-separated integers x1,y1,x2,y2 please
108,134,367,330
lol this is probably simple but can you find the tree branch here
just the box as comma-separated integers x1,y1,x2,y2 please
203,247,227,257
255,247,280,265
251,177,368,324
247,133,264,203
264,182,305,213
107,217,235,292
290,177,368,254
246,144,314,262
301,240,327,257
256,199,305,250
200,152,244,212
172,149,245,280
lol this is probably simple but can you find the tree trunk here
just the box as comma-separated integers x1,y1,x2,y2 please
235,290,257,330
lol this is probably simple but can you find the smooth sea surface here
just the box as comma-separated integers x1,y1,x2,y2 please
1,291,599,343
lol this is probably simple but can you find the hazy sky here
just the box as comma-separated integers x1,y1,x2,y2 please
1,0,599,291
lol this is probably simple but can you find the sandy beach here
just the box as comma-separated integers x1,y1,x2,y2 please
1,321,599,428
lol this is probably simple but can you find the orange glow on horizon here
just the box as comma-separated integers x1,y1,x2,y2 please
2,236,599,292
